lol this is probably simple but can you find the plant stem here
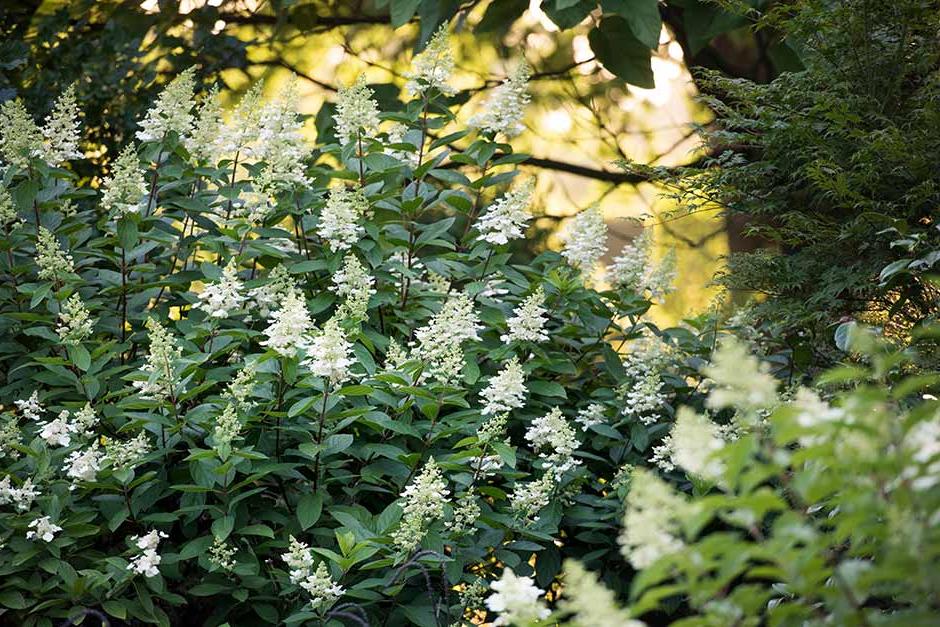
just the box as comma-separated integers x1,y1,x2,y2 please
312,385,331,491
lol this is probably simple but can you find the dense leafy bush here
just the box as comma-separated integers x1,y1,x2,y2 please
0,34,701,626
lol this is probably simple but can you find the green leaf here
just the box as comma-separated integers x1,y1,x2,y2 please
0,590,29,610
66,344,91,371
600,0,662,49
324,433,354,455
117,216,139,250
541,0,594,29
528,380,567,399
588,16,655,88
390,0,421,27
477,0,528,35
211,515,235,541
298,493,323,530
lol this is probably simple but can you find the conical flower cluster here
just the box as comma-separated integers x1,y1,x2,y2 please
501,286,549,343
42,84,83,164
469,62,531,137
476,178,535,245
302,317,354,385
195,259,246,319
136,67,196,142
317,186,370,252
404,27,456,96
562,204,608,275
333,75,381,146
480,357,527,415
101,144,146,215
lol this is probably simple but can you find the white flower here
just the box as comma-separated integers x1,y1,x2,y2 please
791,387,845,429
385,122,419,167
446,493,482,535
317,186,369,252
211,404,241,458
283,535,316,584
525,407,581,477
186,85,223,163
0,416,22,460
0,99,44,169
15,391,44,421
702,337,778,417
217,81,264,157
559,560,643,627
36,227,75,282
607,230,676,303
55,293,95,345
26,516,62,542
42,83,83,164
101,143,147,215
133,318,183,402
904,417,940,491
208,537,237,571
404,26,456,96
562,204,607,275
195,259,246,319
302,317,354,385
576,403,607,430
0,185,19,228
509,473,553,522
469,62,531,137
333,74,381,145
619,469,686,569
128,530,168,577
411,291,481,385
137,67,196,142
261,288,312,357
481,357,527,415
622,371,667,424
0,476,40,512
225,362,258,410
392,458,450,552
659,407,726,483
332,254,375,322
253,76,310,188
299,562,345,611
248,265,295,318
501,287,549,343
105,432,152,471
63,442,103,486
485,569,550,626
71,403,98,436
476,178,535,245
39,411,77,447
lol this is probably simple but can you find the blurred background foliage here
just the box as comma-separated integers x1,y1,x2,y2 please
0,0,802,325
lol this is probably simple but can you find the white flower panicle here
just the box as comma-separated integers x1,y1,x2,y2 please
501,286,549,343
226,362,258,410
702,337,778,416
509,473,554,522
38,410,78,447
334,74,381,145
15,391,44,422
133,318,183,402
405,26,456,96
411,291,481,385
282,535,316,584
101,143,147,215
0,416,22,460
36,227,75,282
607,229,676,303
0,185,19,228
791,387,845,429
384,339,410,371
392,458,450,552
477,178,535,245
469,62,531,137
654,407,726,483
261,288,312,357
0,476,40,512
302,317,355,385
525,407,581,477
211,404,241,458
248,265,295,318
318,186,370,252
71,403,98,436
576,403,607,430
485,569,550,626
63,442,103,486
137,67,196,142
619,469,687,569
300,562,346,611
559,560,644,627
186,85,223,163
562,204,608,275
333,254,375,322
208,537,237,571
255,76,310,188
622,370,667,424
55,293,95,345
27,516,62,542
446,493,482,535
196,259,246,319
385,122,419,166
105,432,152,471
481,357,527,415
128,530,168,577
42,83,83,164
905,417,940,490
0,99,43,168
218,81,264,157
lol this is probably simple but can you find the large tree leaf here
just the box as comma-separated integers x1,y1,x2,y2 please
588,16,655,88
600,0,663,49
540,0,595,30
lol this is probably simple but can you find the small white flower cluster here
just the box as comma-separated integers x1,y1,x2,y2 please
904,417,940,491
469,62,531,138
55,293,95,345
575,403,607,430
36,227,75,282
562,204,608,277
211,404,241,459
14,391,44,421
261,288,312,357
186,85,223,164
302,317,354,385
225,362,258,410
619,469,687,569
607,229,677,303
559,560,645,627
63,442,103,487
385,122,419,167
281,536,345,610
248,265,294,318
0,185,19,228
0,84,83,168
208,537,237,571
127,529,168,578
195,259,246,319
333,74,381,146
509,473,554,523
42,84,83,164
105,431,152,471
137,67,197,142
525,407,581,477
445,493,481,535
485,569,550,626
0,476,40,512
101,144,147,215
133,318,183,402
392,458,450,552
404,27,456,96
622,371,668,425
652,407,727,483
410,291,482,385
480,357,527,415
253,76,310,189
37,403,97,448
317,186,370,252
0,416,21,460
702,337,778,420
26,515,62,542
476,178,535,245
333,254,375,322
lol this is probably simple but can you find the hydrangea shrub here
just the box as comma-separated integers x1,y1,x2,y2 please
0,33,695,627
